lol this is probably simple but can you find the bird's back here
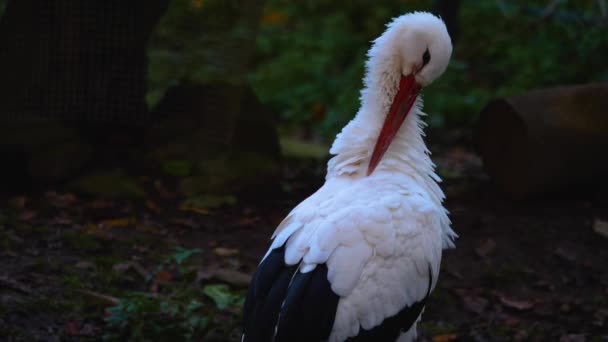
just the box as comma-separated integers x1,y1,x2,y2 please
242,175,448,341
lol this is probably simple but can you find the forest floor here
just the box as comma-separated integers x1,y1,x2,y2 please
0,132,607,342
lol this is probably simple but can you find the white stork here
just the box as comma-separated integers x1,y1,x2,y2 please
242,12,457,342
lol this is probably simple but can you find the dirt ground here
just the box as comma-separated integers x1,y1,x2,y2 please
0,135,607,341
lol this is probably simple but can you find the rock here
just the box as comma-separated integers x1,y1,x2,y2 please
69,170,145,199
0,122,87,186
149,81,281,195
28,140,92,182
150,81,280,159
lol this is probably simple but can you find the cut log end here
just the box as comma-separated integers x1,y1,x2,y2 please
475,83,608,199
475,99,531,198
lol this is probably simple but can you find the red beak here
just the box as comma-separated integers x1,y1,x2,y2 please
367,74,422,176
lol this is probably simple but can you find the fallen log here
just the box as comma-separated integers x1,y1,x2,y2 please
474,83,608,199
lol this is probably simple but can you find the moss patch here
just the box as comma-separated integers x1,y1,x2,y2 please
69,170,145,199
63,231,102,252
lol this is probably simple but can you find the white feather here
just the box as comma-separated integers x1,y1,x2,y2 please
257,11,457,342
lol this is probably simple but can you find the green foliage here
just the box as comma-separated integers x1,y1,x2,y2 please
251,0,421,136
70,170,145,199
250,0,608,137
203,284,244,310
104,294,209,341
147,1,608,139
63,231,101,252
104,247,244,341
162,160,193,177
147,0,262,106
171,246,202,265
0,0,6,19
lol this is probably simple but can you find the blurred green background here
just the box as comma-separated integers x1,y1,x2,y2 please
2,0,606,139
146,0,608,139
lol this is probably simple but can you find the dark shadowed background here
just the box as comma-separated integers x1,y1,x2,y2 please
0,0,607,341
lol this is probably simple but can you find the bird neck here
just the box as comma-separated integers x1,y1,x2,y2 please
327,102,447,213
327,97,433,179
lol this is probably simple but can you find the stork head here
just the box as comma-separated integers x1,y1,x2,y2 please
367,12,452,175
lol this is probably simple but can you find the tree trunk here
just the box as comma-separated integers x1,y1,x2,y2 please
0,0,168,123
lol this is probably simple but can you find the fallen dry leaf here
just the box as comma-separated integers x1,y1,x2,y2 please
593,219,608,239
145,200,161,214
559,334,586,342
593,308,608,327
170,218,198,228
499,295,534,311
447,269,464,280
238,217,258,226
83,224,116,241
463,295,488,314
214,269,252,287
514,329,529,341
214,247,239,257
533,280,555,292
100,218,133,228
87,199,114,209
196,268,252,287
46,192,78,208
503,314,520,326
52,216,73,226
75,261,96,270
475,238,496,257
2,250,17,257
432,334,458,342
112,261,151,278
0,275,36,295
64,321,82,336
533,301,555,317
178,202,210,215
78,323,99,337
9,196,27,209
154,180,176,200
112,262,132,273
155,270,172,283
554,247,577,262
19,210,37,222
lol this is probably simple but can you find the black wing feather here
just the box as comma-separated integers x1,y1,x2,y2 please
243,247,299,341
243,247,340,342
244,248,434,342
274,263,339,342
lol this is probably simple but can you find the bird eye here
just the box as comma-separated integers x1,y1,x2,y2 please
422,48,431,66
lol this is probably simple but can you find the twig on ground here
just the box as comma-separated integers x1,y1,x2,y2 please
0,275,36,295
76,289,120,306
